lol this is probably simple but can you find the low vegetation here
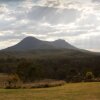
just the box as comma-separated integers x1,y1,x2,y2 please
22,79,66,88
0,74,65,89
0,82,100,100
0,50,100,88
0,73,99,89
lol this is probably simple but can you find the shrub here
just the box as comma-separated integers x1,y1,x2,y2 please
85,72,94,82
22,79,66,89
5,74,22,89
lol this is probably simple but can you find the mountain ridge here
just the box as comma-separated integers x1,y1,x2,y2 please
3,36,77,51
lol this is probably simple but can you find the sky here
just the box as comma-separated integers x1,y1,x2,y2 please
0,0,100,51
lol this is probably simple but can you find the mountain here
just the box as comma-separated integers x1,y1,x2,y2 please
51,39,77,49
3,36,77,51
0,36,100,82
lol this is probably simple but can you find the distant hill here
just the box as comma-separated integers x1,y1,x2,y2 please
3,36,77,51
51,39,77,49
0,36,100,82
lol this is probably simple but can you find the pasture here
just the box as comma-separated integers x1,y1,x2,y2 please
0,82,100,100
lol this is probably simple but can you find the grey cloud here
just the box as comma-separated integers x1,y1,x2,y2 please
74,34,100,50
0,0,100,51
0,0,24,3
28,6,80,24
0,1,21,8
47,30,89,37
44,0,61,7
0,32,26,41
92,0,100,2
0,17,16,31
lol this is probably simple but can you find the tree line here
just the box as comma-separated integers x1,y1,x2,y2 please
0,54,100,83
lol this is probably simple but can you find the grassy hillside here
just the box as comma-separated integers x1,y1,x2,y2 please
0,82,100,100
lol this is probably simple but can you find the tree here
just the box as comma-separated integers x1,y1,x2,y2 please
6,74,21,89
85,72,94,81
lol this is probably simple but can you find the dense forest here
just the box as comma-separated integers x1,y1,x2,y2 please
0,49,100,83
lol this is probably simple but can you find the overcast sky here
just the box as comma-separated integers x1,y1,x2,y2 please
0,0,100,51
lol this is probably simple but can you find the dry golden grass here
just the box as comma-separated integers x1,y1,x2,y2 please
22,80,66,88
0,82,100,100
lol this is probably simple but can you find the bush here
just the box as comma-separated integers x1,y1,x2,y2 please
22,79,66,89
5,74,22,89
85,72,94,82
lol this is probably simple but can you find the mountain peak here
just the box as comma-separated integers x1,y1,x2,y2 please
23,36,38,40
54,39,66,43
22,36,40,41
3,36,77,51
52,39,77,49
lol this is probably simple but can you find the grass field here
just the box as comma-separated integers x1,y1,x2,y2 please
0,82,100,100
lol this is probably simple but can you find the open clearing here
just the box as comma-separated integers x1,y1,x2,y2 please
0,82,100,100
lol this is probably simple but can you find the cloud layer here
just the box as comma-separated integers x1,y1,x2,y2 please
0,0,100,51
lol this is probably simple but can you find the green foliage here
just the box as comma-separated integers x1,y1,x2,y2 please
0,50,100,82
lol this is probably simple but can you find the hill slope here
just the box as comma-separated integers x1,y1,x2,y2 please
0,36,100,82
3,36,77,51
